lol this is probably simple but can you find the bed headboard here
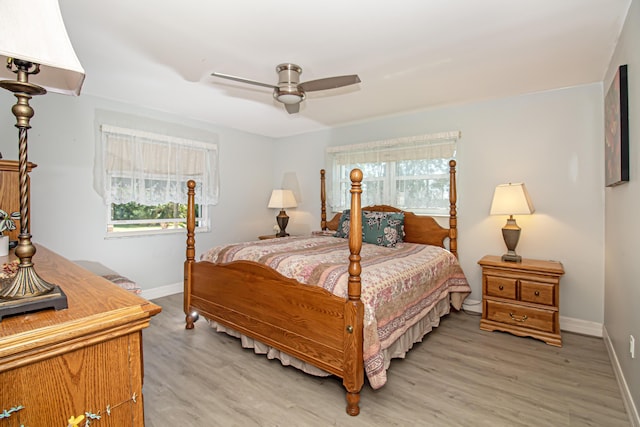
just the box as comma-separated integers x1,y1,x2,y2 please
320,160,458,257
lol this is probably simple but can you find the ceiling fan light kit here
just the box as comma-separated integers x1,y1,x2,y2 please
276,93,304,105
212,63,360,114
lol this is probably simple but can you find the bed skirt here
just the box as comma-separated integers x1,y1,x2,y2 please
206,295,456,383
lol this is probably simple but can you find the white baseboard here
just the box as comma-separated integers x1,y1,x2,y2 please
141,282,182,301
461,298,603,337
603,326,640,427
462,298,482,313
560,316,603,337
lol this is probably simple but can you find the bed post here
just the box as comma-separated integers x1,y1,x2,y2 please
448,160,458,258
344,168,364,416
320,169,327,230
184,180,196,329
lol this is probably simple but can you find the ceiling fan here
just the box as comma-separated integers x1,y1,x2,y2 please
211,63,361,114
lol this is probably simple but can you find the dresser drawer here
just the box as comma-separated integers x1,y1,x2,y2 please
485,275,517,299
485,300,555,333
520,280,555,306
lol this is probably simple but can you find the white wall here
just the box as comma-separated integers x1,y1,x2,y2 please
274,83,605,325
604,0,640,421
0,92,275,291
0,65,606,325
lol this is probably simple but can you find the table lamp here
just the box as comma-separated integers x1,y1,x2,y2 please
490,183,534,262
268,189,297,237
0,0,85,316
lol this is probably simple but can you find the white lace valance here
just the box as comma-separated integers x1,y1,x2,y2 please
327,131,460,164
97,125,219,206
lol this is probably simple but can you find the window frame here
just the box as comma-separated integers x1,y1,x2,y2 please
99,125,217,238
327,132,459,216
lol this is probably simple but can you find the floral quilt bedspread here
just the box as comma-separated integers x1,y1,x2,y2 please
201,235,470,389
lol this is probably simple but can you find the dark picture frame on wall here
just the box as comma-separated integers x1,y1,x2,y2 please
604,64,629,187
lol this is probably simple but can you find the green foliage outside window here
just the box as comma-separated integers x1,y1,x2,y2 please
109,202,200,232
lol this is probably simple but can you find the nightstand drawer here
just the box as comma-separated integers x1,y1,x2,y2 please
485,275,517,299
520,280,555,306
485,300,555,333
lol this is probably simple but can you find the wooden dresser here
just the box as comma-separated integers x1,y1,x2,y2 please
0,245,161,426
478,255,564,347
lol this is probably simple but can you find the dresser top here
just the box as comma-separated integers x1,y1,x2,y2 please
0,245,161,368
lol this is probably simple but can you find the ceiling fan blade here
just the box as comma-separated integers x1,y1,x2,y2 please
211,72,278,89
298,75,361,92
284,103,300,114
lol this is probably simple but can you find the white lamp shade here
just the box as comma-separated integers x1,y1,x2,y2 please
490,183,535,215
0,0,85,95
268,189,297,209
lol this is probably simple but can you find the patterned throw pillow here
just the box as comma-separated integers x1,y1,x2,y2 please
362,211,405,247
333,209,351,238
334,209,405,247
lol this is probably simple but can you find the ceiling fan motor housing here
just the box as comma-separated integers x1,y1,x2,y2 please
274,63,305,104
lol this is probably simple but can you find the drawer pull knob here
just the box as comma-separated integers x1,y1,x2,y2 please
534,290,540,296
499,285,504,290
509,312,528,322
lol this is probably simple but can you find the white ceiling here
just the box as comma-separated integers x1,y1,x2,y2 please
59,0,631,138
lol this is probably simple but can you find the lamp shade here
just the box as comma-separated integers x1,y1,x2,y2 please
268,189,297,209
489,183,535,215
0,0,85,95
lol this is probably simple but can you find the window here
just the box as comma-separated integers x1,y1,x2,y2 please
326,132,459,215
97,125,219,236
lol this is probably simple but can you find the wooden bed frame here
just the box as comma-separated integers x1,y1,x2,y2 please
183,160,458,416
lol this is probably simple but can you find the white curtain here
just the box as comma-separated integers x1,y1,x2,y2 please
97,125,219,206
326,131,460,212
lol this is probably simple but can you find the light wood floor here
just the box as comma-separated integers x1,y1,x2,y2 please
142,294,630,426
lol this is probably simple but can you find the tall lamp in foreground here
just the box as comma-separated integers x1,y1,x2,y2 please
0,0,85,316
490,183,535,263
268,189,297,237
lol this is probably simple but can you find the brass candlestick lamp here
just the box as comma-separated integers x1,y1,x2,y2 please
0,0,85,318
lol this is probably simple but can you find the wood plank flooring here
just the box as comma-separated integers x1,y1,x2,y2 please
142,294,630,426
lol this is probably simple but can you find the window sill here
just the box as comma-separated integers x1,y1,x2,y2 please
104,226,209,239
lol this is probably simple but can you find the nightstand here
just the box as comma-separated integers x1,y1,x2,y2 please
258,234,280,240
478,255,564,347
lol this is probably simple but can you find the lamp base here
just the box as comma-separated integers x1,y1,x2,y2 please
275,209,290,237
0,285,67,321
500,216,523,263
501,253,522,263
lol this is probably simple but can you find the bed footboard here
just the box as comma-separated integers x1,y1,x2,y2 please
184,169,366,416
